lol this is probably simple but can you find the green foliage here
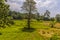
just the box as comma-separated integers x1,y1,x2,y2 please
50,18,55,21
50,34,60,40
56,14,60,22
0,0,14,28
22,0,36,12
11,12,23,20
50,20,56,28
36,13,40,21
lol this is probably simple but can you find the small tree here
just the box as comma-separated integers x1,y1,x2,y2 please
36,12,40,21
21,0,37,29
50,18,56,28
55,14,60,22
50,17,55,21
0,0,14,28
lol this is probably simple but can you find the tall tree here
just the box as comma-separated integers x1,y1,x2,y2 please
43,10,50,21
22,0,37,29
44,10,50,18
0,0,14,28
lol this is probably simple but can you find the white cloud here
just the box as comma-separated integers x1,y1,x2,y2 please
7,0,24,2
35,0,57,8
6,0,24,11
9,3,20,11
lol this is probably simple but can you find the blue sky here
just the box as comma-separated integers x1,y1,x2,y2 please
6,0,60,17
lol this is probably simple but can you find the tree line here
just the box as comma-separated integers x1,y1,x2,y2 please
9,10,60,22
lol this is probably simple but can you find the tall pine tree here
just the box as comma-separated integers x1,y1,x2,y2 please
43,10,50,21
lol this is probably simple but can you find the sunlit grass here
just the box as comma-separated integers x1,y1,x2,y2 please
0,20,60,40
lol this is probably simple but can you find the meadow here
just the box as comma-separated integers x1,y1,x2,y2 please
0,20,60,40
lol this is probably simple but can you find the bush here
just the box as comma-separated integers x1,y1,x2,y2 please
43,17,50,21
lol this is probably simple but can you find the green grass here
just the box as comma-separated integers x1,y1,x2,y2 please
0,20,60,40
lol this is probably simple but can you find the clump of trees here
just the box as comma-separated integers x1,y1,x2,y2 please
9,11,37,20
9,11,24,20
0,0,14,28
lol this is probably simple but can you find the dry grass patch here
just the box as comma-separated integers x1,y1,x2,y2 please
51,28,60,35
38,28,60,38
54,23,60,28
43,21,50,26
38,29,54,38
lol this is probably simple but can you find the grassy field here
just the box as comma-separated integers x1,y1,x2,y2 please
0,20,60,40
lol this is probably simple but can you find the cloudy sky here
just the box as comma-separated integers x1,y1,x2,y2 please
6,0,60,17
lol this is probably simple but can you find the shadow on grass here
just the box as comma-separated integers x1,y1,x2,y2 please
0,33,2,35
21,27,36,33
